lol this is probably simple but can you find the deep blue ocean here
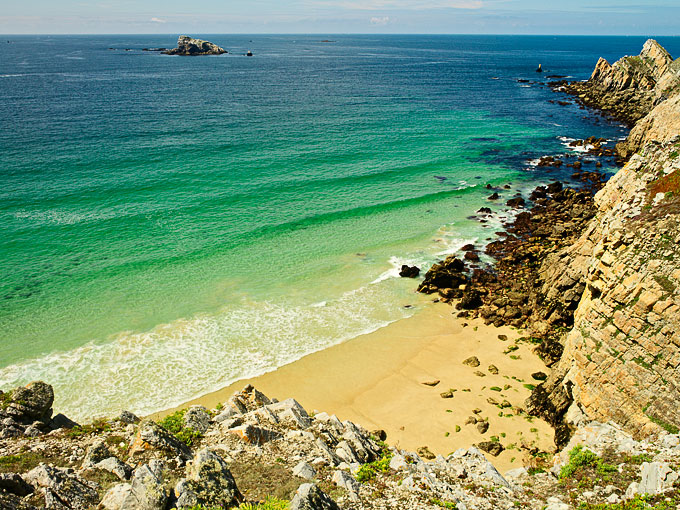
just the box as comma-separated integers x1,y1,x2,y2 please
1,34,678,418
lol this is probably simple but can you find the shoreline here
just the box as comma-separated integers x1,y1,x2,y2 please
154,301,554,472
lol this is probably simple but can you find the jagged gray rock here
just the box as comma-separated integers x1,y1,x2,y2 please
638,462,679,495
0,473,33,497
183,406,211,434
129,419,193,461
290,483,340,510
173,448,241,508
24,463,99,510
293,461,316,480
120,460,167,510
99,484,132,510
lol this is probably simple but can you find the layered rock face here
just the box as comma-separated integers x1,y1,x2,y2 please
162,36,227,56
530,40,680,443
559,39,680,126
532,138,680,439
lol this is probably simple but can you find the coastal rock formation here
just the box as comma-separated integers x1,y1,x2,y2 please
555,39,680,126
526,41,680,445
532,137,680,440
162,36,227,56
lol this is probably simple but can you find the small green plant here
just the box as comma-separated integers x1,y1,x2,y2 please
490,386,502,392
430,498,458,509
233,498,290,510
157,410,202,446
356,449,393,483
559,445,617,480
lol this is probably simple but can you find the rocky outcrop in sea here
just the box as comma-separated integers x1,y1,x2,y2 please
162,36,227,56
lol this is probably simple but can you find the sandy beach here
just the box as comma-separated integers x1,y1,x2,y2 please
161,301,554,472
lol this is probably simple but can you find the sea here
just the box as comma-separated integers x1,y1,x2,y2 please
1,34,679,420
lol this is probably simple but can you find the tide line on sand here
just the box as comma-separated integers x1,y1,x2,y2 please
160,302,554,472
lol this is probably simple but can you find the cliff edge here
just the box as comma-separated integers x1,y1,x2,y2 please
529,40,680,444
558,39,680,128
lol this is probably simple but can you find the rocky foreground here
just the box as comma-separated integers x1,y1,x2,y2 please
1,382,679,510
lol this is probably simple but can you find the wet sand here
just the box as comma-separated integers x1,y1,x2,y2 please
161,303,554,472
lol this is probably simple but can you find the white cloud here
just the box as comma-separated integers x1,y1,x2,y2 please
150,17,166,23
370,16,391,24
311,0,484,10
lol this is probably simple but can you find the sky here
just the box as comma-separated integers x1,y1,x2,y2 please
1,0,679,35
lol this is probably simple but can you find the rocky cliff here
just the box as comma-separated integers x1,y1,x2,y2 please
163,36,227,56
528,40,680,445
557,39,680,127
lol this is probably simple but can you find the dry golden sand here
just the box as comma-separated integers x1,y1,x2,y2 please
168,303,554,472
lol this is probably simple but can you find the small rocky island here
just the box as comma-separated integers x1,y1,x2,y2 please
162,36,227,56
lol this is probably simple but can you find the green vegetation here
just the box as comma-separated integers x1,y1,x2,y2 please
577,494,680,510
646,415,680,434
527,467,545,475
356,449,393,483
157,410,202,446
0,451,67,473
430,497,458,509
234,498,290,510
66,418,111,438
560,446,617,479
490,386,502,392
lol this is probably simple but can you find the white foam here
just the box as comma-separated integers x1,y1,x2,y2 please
371,255,427,284
0,284,411,421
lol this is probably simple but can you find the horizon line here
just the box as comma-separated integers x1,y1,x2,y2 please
3,32,680,37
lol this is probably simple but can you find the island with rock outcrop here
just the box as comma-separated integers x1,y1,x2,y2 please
162,36,227,56
1,39,680,510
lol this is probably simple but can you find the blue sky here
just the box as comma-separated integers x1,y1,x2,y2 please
2,0,679,35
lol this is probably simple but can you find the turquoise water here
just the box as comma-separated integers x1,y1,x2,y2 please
3,35,669,419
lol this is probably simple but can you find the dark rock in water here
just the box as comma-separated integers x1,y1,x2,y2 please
547,181,563,194
477,207,492,214
399,265,420,278
417,256,467,293
434,175,448,182
488,192,500,200
503,184,511,189
291,483,340,510
477,441,505,456
246,50,253,57
506,197,526,208
163,36,227,56
461,244,476,251
464,251,480,262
